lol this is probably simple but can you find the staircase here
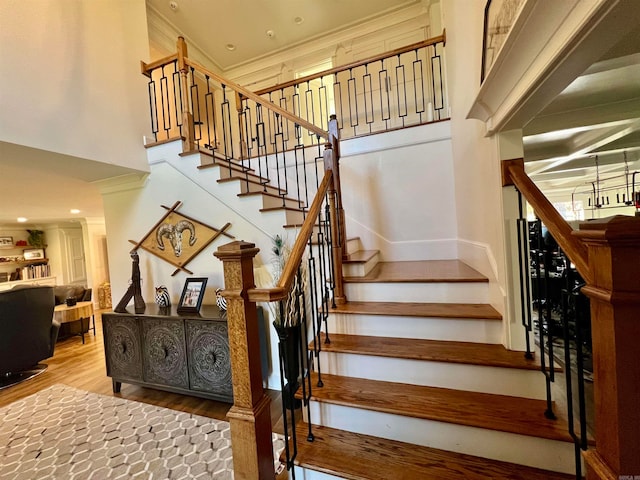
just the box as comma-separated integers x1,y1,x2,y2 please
291,239,578,479
171,146,578,478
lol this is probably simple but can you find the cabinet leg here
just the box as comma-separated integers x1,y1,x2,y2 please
112,380,122,393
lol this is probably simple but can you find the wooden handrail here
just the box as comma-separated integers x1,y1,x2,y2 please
502,159,592,283
249,169,334,303
183,57,329,140
140,54,178,78
255,31,446,96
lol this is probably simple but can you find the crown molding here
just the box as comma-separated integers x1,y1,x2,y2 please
223,3,430,81
94,173,149,196
146,3,223,73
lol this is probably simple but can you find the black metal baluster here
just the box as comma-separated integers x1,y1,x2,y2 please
534,220,556,420
172,61,183,133
347,69,359,136
147,74,159,141
413,49,426,123
363,65,374,133
203,76,216,151
516,192,534,359
431,43,445,120
219,84,233,174
160,65,171,137
296,266,315,442
189,67,202,148
378,59,391,131
395,55,408,128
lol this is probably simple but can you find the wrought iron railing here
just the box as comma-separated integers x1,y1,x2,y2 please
509,163,594,480
255,32,447,141
519,216,593,479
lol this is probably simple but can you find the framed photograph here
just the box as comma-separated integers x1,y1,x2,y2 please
0,236,13,248
177,277,208,313
23,248,45,260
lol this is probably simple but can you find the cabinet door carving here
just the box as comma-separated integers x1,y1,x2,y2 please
186,320,233,400
104,316,143,382
142,318,188,388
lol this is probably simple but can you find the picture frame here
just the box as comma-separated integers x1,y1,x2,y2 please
177,277,208,313
23,248,45,260
0,236,13,248
481,0,525,83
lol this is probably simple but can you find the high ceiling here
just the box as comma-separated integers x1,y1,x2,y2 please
146,0,421,70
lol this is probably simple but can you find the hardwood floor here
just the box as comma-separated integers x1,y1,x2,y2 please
0,310,285,434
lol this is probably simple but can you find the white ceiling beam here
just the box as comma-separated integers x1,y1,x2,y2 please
524,98,640,136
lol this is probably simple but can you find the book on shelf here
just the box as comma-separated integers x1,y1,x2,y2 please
21,263,51,280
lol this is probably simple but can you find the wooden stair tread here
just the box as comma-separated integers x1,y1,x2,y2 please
317,333,547,371
305,372,574,443
343,250,379,263
344,260,488,283
292,423,576,480
260,206,306,213
330,300,502,320
237,190,305,207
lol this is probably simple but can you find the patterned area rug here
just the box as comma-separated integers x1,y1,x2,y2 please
0,385,284,479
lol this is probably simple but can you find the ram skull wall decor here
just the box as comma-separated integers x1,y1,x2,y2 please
129,201,234,275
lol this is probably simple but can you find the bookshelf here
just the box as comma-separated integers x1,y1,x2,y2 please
0,243,50,284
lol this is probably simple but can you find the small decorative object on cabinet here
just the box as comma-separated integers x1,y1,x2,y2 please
215,288,227,311
154,285,171,307
0,236,13,248
102,304,232,402
114,251,145,314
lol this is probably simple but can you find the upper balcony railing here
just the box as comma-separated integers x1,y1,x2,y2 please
255,32,448,141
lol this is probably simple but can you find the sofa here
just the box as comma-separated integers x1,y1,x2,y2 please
0,285,60,378
53,284,92,306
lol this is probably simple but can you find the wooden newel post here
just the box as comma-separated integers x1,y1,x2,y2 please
214,241,275,480
574,216,640,480
177,36,196,153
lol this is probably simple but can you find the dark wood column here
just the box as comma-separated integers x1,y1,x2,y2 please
575,216,640,479
214,241,275,480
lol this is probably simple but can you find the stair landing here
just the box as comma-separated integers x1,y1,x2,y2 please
344,260,488,283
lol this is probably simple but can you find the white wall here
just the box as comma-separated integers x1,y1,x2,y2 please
0,0,151,172
341,122,458,261
441,0,508,316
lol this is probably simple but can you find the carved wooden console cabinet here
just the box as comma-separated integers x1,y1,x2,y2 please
102,304,232,402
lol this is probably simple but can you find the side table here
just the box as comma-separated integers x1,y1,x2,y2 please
53,301,94,344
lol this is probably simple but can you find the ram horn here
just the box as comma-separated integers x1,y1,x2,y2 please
156,223,174,251
175,220,197,246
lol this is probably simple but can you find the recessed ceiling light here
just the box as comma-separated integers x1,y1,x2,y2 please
225,43,236,51
266,30,275,38
70,209,81,214
17,217,27,223
294,16,304,25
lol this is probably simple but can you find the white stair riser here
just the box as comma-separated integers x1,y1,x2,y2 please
260,193,303,210
292,467,344,480
318,352,546,399
344,282,489,303
327,313,502,343
306,402,575,474
260,208,305,226
342,252,380,277
345,238,362,255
